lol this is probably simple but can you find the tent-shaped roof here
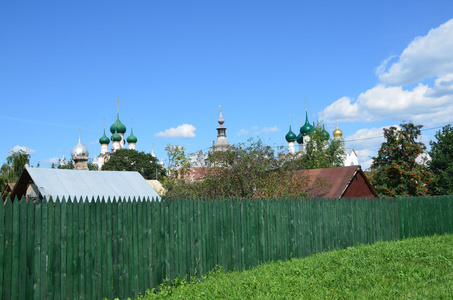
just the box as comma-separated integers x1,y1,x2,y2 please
10,166,160,202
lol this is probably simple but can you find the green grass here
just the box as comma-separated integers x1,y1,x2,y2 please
138,234,453,299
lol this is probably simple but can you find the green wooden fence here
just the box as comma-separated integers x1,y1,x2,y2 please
1,195,452,300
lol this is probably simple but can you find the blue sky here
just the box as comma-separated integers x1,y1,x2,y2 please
1,1,453,170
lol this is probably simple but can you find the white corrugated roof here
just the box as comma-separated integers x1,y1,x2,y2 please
25,167,160,202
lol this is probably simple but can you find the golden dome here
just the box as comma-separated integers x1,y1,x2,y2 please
333,125,343,138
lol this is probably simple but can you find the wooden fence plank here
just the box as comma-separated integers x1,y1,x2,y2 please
132,200,139,296
46,200,55,300
53,199,62,300
11,199,20,300
3,199,13,300
60,199,68,300
100,198,108,298
111,200,118,298
72,200,79,300
78,199,85,300
126,199,134,297
84,200,91,300
0,198,5,298
137,198,145,294
117,200,124,299
105,199,113,299
145,200,153,292
32,201,41,300
66,199,74,300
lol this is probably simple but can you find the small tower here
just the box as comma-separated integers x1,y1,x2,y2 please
285,115,297,154
59,150,68,167
99,119,110,155
213,105,230,152
127,118,138,150
92,149,98,167
71,127,89,170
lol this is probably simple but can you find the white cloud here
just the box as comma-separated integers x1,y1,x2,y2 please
324,81,453,125
236,126,279,136
323,18,453,126
262,126,279,134
10,145,36,155
237,129,250,136
344,127,387,150
379,19,453,86
42,157,60,164
154,124,196,138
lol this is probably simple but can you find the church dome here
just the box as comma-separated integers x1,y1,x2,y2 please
71,136,89,159
127,128,138,143
300,112,313,136
99,129,110,144
322,124,330,140
111,128,122,142
296,133,304,144
110,113,127,134
285,126,297,142
333,125,343,138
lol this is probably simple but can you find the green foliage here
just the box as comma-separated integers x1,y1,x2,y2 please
370,123,434,197
0,149,30,191
142,234,453,299
429,124,453,195
164,138,326,199
102,149,166,180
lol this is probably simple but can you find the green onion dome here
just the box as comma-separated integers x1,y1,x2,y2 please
300,111,313,136
126,128,138,144
111,128,122,142
99,129,110,144
285,126,297,142
296,133,304,144
322,124,330,140
110,113,127,134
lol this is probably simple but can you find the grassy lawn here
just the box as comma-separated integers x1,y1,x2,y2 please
139,234,453,299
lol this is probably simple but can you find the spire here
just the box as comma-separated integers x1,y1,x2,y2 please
213,105,230,151
218,105,225,125
151,142,156,157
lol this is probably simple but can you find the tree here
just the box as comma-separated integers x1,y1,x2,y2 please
101,149,166,180
164,138,323,199
429,124,453,195
0,149,30,191
370,123,434,197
